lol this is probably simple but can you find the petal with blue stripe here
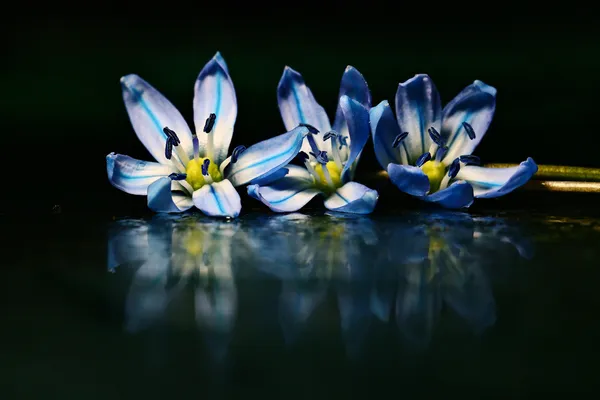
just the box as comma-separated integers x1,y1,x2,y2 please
193,52,238,165
456,157,537,198
441,80,497,164
106,153,175,195
395,74,442,164
249,167,289,186
147,177,194,213
370,100,405,169
339,95,370,182
247,165,321,213
120,74,193,170
422,181,474,209
333,65,371,134
277,66,332,155
387,163,430,197
324,182,379,214
225,125,308,187
193,179,242,218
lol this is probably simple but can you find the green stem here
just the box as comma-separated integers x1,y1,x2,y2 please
484,164,600,182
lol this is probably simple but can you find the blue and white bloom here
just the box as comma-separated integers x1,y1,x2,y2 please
106,52,309,218
248,66,379,214
370,75,538,209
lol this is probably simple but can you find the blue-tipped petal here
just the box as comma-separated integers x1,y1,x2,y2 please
192,179,241,218
193,53,238,165
277,66,332,132
120,74,193,169
323,182,378,214
387,163,430,197
395,74,442,164
422,181,474,209
441,80,497,164
213,51,229,74
247,165,321,213
277,66,332,155
370,100,406,170
106,153,175,195
456,157,537,198
249,167,289,186
226,125,309,187
333,66,371,133
147,177,193,213
339,95,370,182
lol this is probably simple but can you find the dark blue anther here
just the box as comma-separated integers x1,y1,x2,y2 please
203,113,217,133
428,127,444,146
323,131,338,141
435,146,448,161
415,152,432,167
163,127,180,146
201,158,210,176
338,135,348,149
296,151,309,163
165,137,173,159
458,155,481,166
168,172,188,181
299,123,319,135
447,158,461,179
306,133,321,155
231,145,247,164
392,132,409,148
310,150,329,164
462,122,476,140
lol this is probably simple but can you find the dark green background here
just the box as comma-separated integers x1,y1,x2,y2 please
4,7,598,211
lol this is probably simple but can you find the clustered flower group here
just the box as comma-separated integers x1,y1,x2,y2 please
107,52,537,217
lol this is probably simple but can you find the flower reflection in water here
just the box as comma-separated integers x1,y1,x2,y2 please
107,214,238,365
250,211,533,356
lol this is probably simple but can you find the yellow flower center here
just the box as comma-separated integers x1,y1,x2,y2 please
314,161,342,192
421,160,447,193
185,157,223,190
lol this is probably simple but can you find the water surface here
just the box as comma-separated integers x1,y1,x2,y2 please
3,210,599,397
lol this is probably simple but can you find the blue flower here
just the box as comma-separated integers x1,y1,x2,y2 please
106,52,309,218
247,66,379,214
370,75,538,209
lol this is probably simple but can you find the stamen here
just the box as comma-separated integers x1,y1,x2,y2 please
192,133,200,161
165,137,173,160
310,150,329,165
168,172,188,181
458,155,481,165
321,165,335,188
201,159,211,176
203,113,217,133
392,132,409,148
323,131,337,141
306,133,321,156
298,123,319,135
296,151,310,163
163,127,180,146
428,127,444,147
447,158,461,179
338,135,348,149
462,122,476,140
435,146,448,161
304,159,321,181
231,145,246,164
415,152,432,167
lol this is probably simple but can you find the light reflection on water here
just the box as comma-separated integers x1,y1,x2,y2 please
107,211,532,365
